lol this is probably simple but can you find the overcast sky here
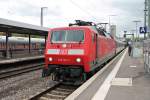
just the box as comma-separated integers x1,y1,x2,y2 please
0,0,144,37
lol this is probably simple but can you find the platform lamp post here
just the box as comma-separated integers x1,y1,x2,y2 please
147,0,150,38
108,15,117,33
41,7,48,27
133,20,141,41
144,9,148,39
131,30,136,41
144,0,148,39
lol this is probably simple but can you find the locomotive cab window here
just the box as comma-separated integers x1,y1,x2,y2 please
51,30,66,42
51,30,84,43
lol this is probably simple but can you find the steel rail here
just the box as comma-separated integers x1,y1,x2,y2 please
30,83,78,100
0,63,44,79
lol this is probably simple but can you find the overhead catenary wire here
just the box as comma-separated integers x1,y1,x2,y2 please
69,0,99,21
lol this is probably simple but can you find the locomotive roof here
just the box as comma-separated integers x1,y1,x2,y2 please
0,18,48,36
50,26,97,32
50,26,115,39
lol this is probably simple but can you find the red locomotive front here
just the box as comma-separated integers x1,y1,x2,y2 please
45,28,86,66
43,20,116,84
44,27,93,83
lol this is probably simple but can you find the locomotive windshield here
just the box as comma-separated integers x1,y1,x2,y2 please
51,30,84,43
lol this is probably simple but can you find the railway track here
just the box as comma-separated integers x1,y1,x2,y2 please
0,63,44,79
30,83,79,100
28,50,124,100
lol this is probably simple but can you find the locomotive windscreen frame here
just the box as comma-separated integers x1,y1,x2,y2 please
51,30,84,43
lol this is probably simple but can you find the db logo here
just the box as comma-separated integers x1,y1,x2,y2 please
59,49,68,54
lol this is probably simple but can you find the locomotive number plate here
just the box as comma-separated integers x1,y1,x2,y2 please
59,49,68,55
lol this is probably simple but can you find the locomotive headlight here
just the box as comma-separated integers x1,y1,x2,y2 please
62,44,67,48
48,57,53,62
76,58,81,63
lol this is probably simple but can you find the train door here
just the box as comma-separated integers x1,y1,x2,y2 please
95,34,98,59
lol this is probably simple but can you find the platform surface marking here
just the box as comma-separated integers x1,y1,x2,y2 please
129,66,136,68
92,49,127,100
111,78,132,86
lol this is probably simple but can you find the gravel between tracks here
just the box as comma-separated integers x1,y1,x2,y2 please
0,70,57,100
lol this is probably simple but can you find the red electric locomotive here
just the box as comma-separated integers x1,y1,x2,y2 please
43,20,116,84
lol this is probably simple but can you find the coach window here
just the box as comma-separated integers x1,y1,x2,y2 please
2,43,3,48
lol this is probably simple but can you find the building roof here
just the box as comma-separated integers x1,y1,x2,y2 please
0,18,49,36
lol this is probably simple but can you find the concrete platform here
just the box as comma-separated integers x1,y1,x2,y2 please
0,55,44,65
66,48,150,100
105,50,150,100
